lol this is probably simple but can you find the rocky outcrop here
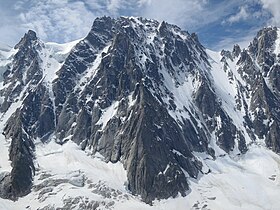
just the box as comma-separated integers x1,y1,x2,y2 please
0,18,279,203
235,27,280,153
0,30,54,200
0,110,34,200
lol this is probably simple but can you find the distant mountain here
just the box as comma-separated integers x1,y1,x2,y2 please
0,17,279,209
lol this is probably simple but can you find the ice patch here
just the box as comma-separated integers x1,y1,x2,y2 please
274,28,280,57
96,100,119,130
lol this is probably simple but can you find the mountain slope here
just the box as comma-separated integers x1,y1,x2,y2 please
0,17,279,209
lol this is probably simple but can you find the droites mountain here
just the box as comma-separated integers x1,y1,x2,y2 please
0,16,279,209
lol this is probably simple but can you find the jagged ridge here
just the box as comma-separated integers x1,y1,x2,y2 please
0,17,279,205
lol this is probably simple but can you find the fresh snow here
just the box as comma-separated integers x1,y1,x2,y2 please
128,92,137,107
45,39,81,62
0,80,32,173
0,46,17,82
35,140,127,190
186,145,280,210
40,39,83,84
0,139,129,210
0,135,11,172
96,100,119,130
274,28,280,57
0,22,280,210
0,38,82,197
1,144,280,210
207,49,252,147
76,44,111,92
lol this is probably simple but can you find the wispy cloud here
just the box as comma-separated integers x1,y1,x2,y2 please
0,0,142,45
224,6,250,24
221,1,272,26
213,29,259,51
260,0,280,25
138,0,208,28
17,0,96,43
0,0,279,51
200,0,279,50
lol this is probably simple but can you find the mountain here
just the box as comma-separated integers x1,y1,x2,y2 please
0,16,279,209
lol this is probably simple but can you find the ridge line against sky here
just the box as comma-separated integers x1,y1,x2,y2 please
0,0,279,51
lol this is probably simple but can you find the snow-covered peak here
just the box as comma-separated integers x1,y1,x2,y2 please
44,39,82,65
45,38,82,57
0,17,280,209
273,28,280,57
0,42,16,60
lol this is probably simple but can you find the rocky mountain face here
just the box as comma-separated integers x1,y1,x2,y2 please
0,16,279,205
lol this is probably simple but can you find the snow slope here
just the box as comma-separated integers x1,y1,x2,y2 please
274,28,280,56
207,49,252,148
0,45,17,82
1,142,280,210
0,23,280,209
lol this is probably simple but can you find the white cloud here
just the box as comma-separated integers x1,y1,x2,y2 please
138,0,209,29
1,0,146,45
1,0,216,45
226,6,249,24
106,0,123,14
221,1,271,26
260,0,280,26
214,33,254,51
18,0,96,43
212,26,262,51
0,0,278,50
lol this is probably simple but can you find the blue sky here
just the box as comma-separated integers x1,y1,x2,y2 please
0,0,279,51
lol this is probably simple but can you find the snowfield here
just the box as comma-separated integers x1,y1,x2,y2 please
0,21,280,210
1,140,280,210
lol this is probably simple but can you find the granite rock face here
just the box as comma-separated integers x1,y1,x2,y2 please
232,27,280,153
0,17,279,203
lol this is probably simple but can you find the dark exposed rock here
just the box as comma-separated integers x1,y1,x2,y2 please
122,85,201,202
0,111,34,200
0,17,279,204
233,26,280,153
194,81,217,118
232,44,241,58
0,30,42,113
249,27,277,74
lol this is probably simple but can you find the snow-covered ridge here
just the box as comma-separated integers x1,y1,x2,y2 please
1,143,280,210
274,28,280,58
45,39,82,60
0,43,18,82
0,17,279,209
